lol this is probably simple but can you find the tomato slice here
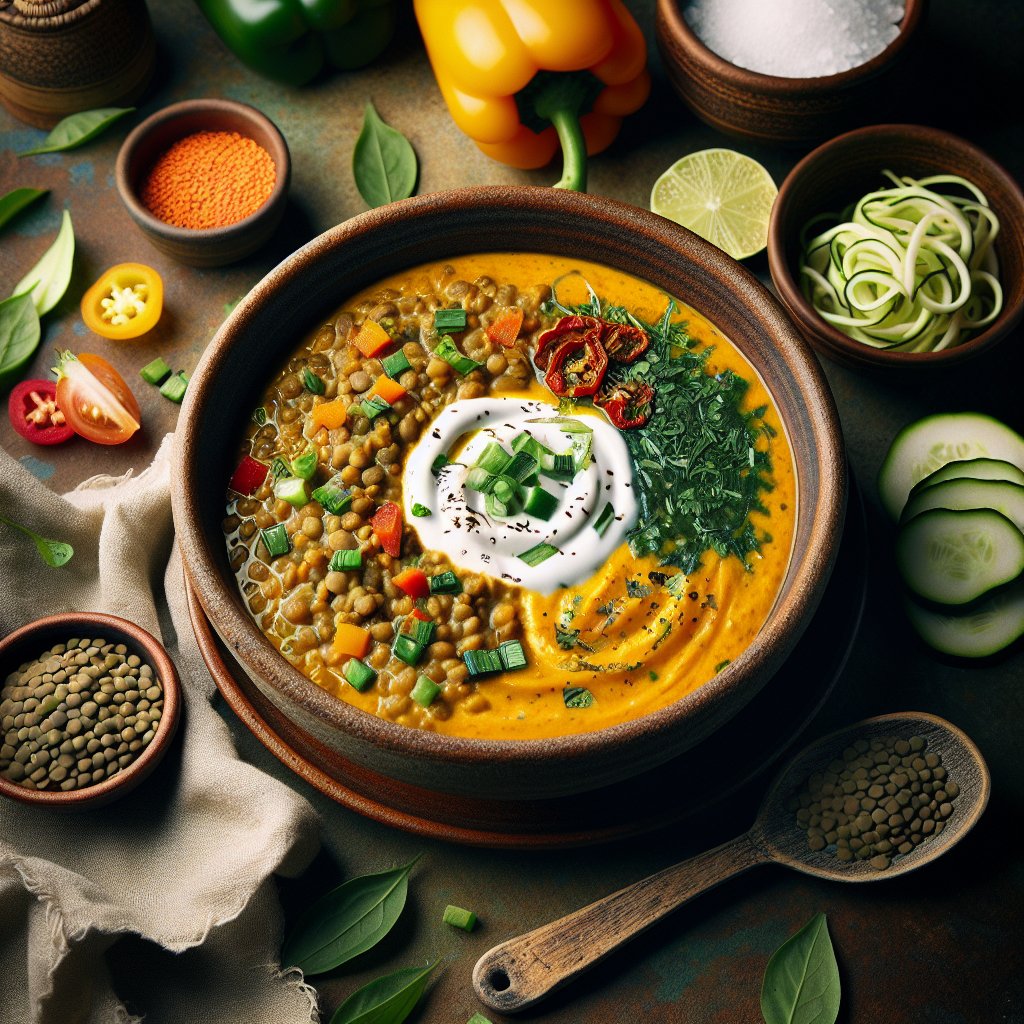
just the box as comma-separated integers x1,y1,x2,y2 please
81,263,163,341
54,351,141,445
7,379,74,445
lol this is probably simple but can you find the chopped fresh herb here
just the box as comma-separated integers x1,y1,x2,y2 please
555,626,581,650
518,541,559,566
291,450,317,480
429,570,462,595
435,334,482,374
159,370,188,403
430,453,449,476
593,501,615,536
344,658,377,692
498,640,528,671
563,686,594,709
312,477,352,514
434,307,467,332
665,573,689,598
649,670,659,681
442,904,477,931
411,503,432,517
260,523,290,558
139,356,171,385
329,548,363,571
270,456,290,480
715,659,731,673
411,673,440,708
382,349,413,379
361,393,391,419
252,405,268,426
302,367,325,394
625,579,652,599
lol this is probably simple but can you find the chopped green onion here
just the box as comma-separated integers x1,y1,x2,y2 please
485,492,511,518
467,1015,494,1024
393,634,425,666
139,356,171,385
328,548,363,572
505,449,538,483
410,617,436,647
344,658,376,692
431,453,450,476
290,450,317,480
523,485,558,520
476,441,512,476
540,452,576,479
593,501,615,537
518,541,559,566
435,335,482,374
260,523,290,558
442,904,477,931
270,456,290,480
563,686,594,709
434,307,468,332
463,648,504,678
465,466,495,493
274,477,308,507
569,431,593,471
412,503,432,517
312,477,352,515
498,640,527,671
252,405,268,426
429,570,462,594
360,394,391,420
411,673,441,708
511,431,553,462
491,477,519,505
302,367,325,395
159,371,188,403
382,350,413,379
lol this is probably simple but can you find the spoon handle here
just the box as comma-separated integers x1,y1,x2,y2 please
472,830,766,1013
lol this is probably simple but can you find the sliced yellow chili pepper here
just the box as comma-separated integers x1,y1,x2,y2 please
81,263,163,341
414,0,650,190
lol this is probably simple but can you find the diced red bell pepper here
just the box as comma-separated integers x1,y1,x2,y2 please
600,322,650,363
229,454,269,495
533,315,603,370
485,307,524,348
371,501,403,557
595,380,656,429
392,567,430,600
544,333,609,398
409,607,432,622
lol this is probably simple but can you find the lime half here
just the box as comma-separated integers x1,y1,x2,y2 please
650,149,778,260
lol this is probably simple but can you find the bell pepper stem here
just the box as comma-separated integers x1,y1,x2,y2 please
526,72,600,193
548,105,588,193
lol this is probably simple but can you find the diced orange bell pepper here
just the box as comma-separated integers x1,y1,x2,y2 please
486,307,524,348
392,567,430,600
367,376,407,405
353,320,393,358
332,623,372,660
311,399,347,431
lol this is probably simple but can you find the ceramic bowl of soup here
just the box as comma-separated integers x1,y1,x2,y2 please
173,186,846,802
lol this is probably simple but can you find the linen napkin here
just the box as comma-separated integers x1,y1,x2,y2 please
0,436,320,1024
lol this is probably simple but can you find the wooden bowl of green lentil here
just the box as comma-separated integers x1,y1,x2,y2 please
0,613,180,810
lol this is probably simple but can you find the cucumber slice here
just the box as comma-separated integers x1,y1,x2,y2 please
905,582,1024,657
900,479,1024,532
910,458,1024,496
878,413,1024,520
895,507,1024,605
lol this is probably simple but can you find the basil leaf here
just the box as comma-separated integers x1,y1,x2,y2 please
329,962,436,1024
0,292,42,390
18,107,134,156
760,913,841,1024
13,210,75,316
353,102,418,209
0,516,74,568
0,188,47,233
282,858,418,975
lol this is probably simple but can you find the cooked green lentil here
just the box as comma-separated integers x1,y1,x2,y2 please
793,734,958,871
0,638,163,791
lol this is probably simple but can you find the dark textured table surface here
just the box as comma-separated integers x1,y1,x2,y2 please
1,2,1022,1022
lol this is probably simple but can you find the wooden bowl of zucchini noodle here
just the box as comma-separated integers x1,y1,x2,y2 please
768,124,1024,369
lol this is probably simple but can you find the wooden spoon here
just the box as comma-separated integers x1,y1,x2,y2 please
473,712,989,1014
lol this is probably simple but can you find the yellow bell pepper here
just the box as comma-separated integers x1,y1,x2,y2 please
413,0,651,191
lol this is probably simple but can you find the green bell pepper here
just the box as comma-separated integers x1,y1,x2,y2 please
194,0,397,86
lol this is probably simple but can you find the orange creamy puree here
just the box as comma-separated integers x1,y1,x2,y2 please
294,255,795,739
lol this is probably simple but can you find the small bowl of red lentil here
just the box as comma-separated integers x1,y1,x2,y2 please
115,98,290,268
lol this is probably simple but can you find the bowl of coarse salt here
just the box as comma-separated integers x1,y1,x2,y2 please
655,0,927,146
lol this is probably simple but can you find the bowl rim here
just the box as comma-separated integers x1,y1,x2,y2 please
767,122,1024,368
656,0,926,90
174,184,846,768
0,612,181,808
114,97,291,242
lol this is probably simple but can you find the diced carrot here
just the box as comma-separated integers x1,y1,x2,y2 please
367,376,407,405
332,623,372,659
311,399,347,431
371,501,403,557
353,320,393,358
393,568,430,599
485,307,524,348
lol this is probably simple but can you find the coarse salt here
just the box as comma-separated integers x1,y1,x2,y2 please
683,0,905,78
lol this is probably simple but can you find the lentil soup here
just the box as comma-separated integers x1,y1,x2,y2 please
222,255,796,740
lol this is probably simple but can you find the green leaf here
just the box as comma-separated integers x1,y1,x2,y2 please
353,102,418,209
282,858,419,975
0,188,47,233
760,913,841,1024
13,210,75,315
0,516,74,568
0,292,42,391
18,107,135,156
330,962,436,1024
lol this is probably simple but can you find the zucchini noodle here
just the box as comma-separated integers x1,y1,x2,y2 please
799,172,1003,351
